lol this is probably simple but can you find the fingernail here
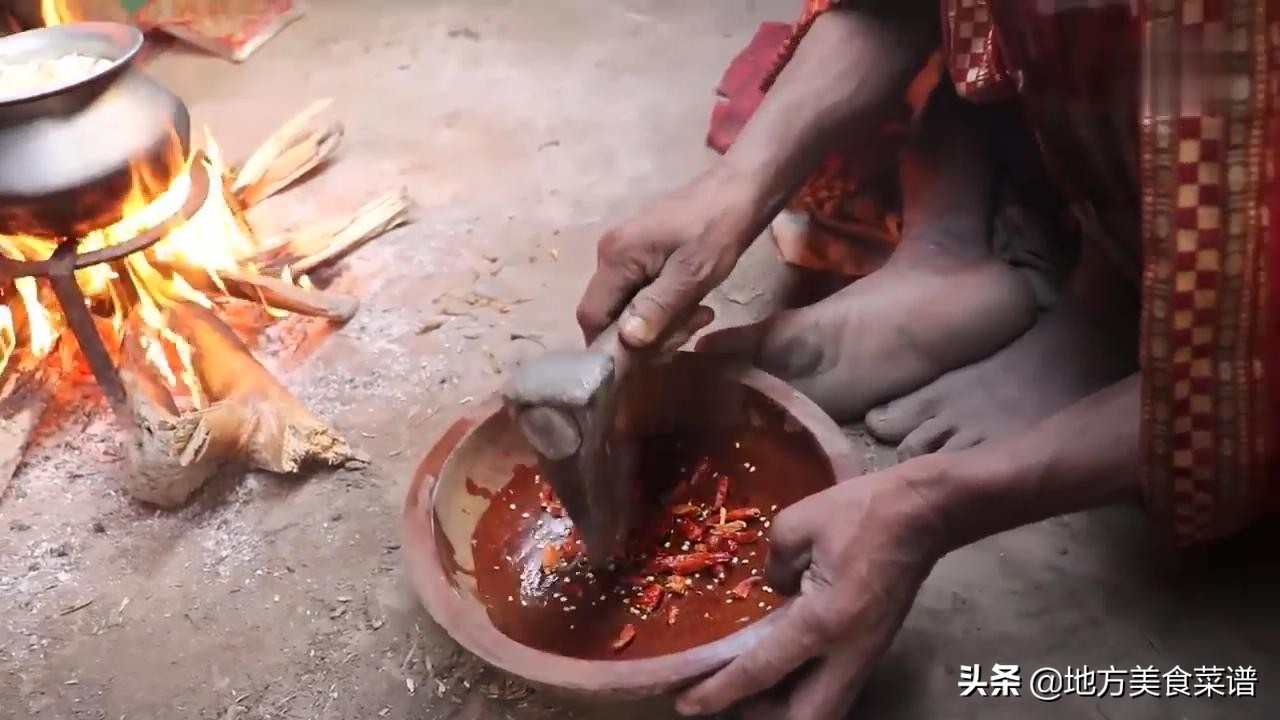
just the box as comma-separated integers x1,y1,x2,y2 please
675,697,700,716
621,315,651,344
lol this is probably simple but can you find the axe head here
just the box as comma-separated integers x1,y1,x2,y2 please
502,348,640,568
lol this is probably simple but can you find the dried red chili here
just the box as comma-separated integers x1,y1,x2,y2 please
711,474,731,511
730,576,763,600
646,552,733,576
611,624,637,652
675,517,705,541
633,583,665,614
664,575,692,595
540,544,561,571
532,453,774,653
708,520,748,535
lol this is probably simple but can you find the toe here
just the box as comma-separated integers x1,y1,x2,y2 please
865,390,935,443
897,417,954,461
940,429,984,453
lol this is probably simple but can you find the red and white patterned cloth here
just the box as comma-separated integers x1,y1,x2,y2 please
138,0,303,62
942,0,1014,101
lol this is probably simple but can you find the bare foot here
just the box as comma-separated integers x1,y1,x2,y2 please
865,298,1136,459
698,248,1037,423
698,85,1048,423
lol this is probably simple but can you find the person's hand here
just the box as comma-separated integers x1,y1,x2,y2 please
576,168,760,349
675,459,948,719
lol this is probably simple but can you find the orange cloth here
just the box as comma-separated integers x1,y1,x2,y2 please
706,1,941,277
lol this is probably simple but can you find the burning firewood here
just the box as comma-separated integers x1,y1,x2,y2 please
231,99,343,208
0,96,406,508
218,269,359,322
158,261,360,322
118,303,362,508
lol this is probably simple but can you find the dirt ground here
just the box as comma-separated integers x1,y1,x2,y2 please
2,1,1278,719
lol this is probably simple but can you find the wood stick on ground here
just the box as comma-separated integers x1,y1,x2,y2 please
0,355,53,503
119,303,362,508
257,189,412,275
232,99,344,208
219,269,359,322
158,260,359,322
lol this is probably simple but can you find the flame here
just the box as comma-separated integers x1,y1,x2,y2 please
0,130,292,407
39,0,79,26
10,0,301,405
0,307,13,363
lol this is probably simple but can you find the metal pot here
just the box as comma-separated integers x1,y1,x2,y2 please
0,22,190,239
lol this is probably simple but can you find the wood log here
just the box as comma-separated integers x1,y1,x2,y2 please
118,303,362,508
218,269,359,322
159,260,359,322
232,99,344,208
255,188,411,275
0,355,52,503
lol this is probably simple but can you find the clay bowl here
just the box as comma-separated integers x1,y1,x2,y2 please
402,351,859,701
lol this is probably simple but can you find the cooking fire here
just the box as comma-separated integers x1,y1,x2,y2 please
2,141,250,407
0,17,409,507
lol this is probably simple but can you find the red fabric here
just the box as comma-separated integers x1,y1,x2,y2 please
705,2,916,250
706,0,839,154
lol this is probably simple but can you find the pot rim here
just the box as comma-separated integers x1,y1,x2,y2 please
0,21,143,107
402,357,860,695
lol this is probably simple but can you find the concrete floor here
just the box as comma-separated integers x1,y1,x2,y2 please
1,1,1277,718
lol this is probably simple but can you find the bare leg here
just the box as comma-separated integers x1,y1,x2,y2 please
699,89,1038,422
